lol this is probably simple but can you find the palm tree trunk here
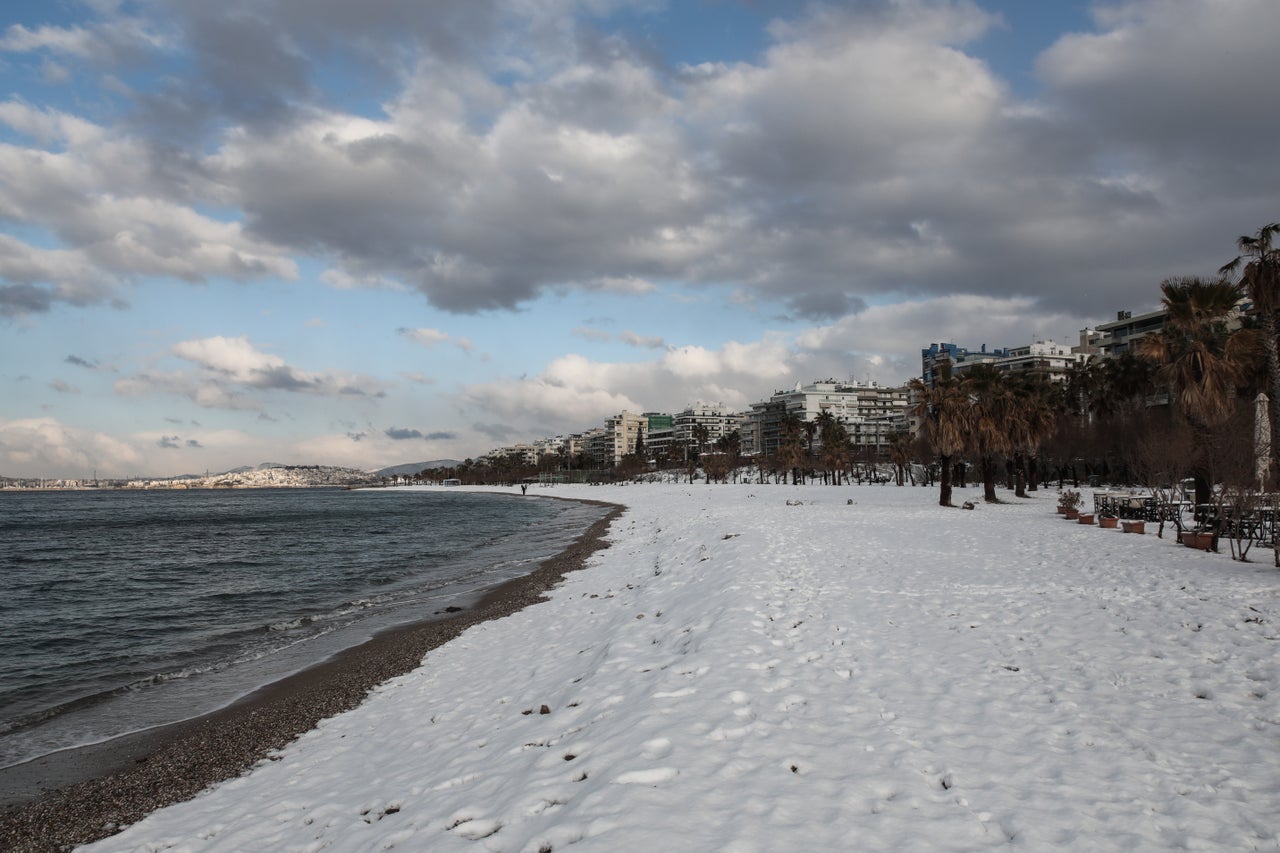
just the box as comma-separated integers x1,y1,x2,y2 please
938,454,954,507
1261,311,1280,485
982,455,999,503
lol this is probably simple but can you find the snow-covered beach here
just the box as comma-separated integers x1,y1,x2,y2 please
45,484,1280,849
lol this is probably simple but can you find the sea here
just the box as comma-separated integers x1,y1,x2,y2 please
0,487,605,772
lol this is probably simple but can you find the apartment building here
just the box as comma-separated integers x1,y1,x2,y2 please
1091,309,1169,358
922,339,1087,385
674,402,737,448
920,342,1010,387
741,380,910,458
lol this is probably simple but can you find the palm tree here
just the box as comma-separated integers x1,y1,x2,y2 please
714,430,743,482
1222,222,1280,482
909,377,967,507
690,423,710,461
960,364,1012,503
816,413,850,485
1137,276,1254,504
1004,375,1058,497
887,431,913,486
778,412,806,484
801,418,819,477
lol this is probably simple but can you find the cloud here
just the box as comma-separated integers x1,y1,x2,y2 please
65,355,98,369
116,335,389,409
572,326,612,343
618,331,665,349
398,327,474,352
460,336,800,438
586,276,659,295
0,17,167,64
157,434,180,448
49,379,80,393
0,0,1275,335
0,416,144,477
0,102,298,317
472,422,520,441
384,426,459,441
794,294,1097,382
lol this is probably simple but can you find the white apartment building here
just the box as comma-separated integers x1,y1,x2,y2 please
674,402,737,449
588,411,648,467
742,380,910,457
994,339,1088,381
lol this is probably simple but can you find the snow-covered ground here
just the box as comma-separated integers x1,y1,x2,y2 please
87,483,1280,852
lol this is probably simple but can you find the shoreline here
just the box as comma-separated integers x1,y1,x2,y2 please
0,494,624,853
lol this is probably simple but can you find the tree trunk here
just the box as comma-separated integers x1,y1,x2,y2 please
982,455,999,503
1261,311,1280,486
938,454,954,507
1014,452,1028,498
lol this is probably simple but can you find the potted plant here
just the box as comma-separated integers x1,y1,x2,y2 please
1077,511,1095,525
1181,528,1212,549
1100,515,1119,529
1058,488,1082,520
1120,519,1144,534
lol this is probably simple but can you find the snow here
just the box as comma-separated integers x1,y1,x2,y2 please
84,483,1280,852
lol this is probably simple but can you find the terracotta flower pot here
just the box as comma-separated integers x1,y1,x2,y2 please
1077,513,1095,525
1064,508,1080,520
1183,531,1213,550
1057,505,1069,514
1100,516,1119,529
1120,520,1144,534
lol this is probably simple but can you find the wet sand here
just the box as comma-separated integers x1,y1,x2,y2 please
0,496,623,853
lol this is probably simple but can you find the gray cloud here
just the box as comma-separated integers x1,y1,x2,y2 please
618,331,666,350
472,421,518,441
65,355,98,368
385,426,460,441
1,0,1276,330
157,434,181,448
0,283,55,316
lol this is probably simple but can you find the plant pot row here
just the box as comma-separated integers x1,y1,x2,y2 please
1056,507,1146,534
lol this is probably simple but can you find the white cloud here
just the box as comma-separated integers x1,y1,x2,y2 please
398,327,474,352
0,18,166,62
0,416,143,478
460,335,801,437
116,335,389,409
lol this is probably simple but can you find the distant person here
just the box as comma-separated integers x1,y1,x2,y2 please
521,483,528,495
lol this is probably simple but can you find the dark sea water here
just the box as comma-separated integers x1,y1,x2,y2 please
0,488,604,770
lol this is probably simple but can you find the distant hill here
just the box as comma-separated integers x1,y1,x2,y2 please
373,460,463,478
225,462,288,474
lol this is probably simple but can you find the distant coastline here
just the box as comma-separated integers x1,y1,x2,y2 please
1,465,379,491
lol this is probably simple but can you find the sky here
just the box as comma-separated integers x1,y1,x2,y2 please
1,0,1277,478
